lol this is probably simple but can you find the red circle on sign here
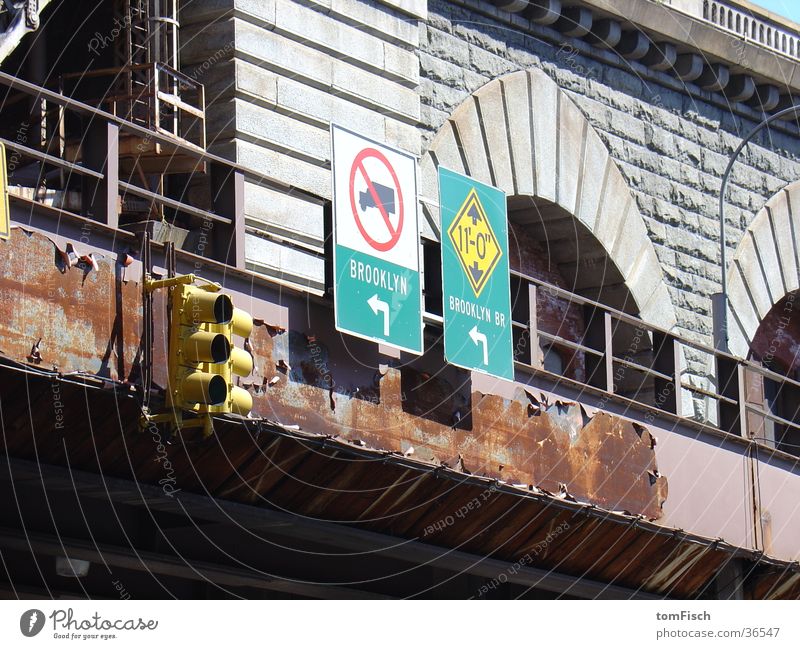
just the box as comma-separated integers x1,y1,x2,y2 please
349,147,404,252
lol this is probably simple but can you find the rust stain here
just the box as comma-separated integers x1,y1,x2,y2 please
0,227,667,520
246,322,668,520
0,229,143,381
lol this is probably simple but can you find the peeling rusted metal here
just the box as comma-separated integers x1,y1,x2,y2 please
0,228,144,381
246,320,667,520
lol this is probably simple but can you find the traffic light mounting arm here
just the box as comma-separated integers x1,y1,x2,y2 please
144,273,221,293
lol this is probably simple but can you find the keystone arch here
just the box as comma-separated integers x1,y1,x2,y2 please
419,68,677,330
726,179,800,359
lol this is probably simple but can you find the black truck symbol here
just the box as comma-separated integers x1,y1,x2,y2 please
359,182,396,215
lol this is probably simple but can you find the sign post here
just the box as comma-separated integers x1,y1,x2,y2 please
331,125,423,354
439,166,513,380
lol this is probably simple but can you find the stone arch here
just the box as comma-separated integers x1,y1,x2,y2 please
419,68,677,330
726,180,800,359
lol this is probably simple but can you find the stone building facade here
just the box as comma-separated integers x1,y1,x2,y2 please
182,0,800,419
2,0,800,598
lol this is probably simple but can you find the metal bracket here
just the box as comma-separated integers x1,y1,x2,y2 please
139,409,214,439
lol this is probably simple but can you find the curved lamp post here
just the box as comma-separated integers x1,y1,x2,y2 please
714,103,800,353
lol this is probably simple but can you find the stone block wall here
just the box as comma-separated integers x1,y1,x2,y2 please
418,0,800,396
181,0,800,398
182,0,426,291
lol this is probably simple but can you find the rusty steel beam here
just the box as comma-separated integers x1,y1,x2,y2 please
0,526,391,600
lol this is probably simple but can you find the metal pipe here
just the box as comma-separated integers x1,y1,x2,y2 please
717,104,800,351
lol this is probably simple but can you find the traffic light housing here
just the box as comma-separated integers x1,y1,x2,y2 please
142,274,254,435
168,281,254,417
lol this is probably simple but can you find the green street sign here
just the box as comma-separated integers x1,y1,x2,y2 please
439,166,513,380
331,125,423,354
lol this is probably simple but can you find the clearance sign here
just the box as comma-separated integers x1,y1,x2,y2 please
0,142,9,240
439,166,513,380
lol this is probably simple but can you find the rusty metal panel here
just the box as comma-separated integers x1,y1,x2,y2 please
0,215,664,521
8,210,800,581
245,319,667,520
0,228,143,380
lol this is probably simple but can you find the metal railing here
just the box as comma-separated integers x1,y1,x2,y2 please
0,70,322,269
57,62,206,149
503,269,800,457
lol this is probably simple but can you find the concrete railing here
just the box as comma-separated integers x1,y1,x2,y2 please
669,0,800,60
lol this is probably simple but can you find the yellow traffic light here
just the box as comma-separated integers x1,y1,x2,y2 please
143,274,254,435
168,282,254,418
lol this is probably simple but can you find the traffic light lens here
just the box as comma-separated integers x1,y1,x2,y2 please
183,331,231,364
182,372,228,406
185,290,233,324
213,294,233,324
209,334,230,363
206,374,228,405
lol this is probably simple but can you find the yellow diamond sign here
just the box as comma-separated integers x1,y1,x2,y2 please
447,188,502,297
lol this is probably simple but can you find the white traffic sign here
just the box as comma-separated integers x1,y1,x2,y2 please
331,125,423,353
